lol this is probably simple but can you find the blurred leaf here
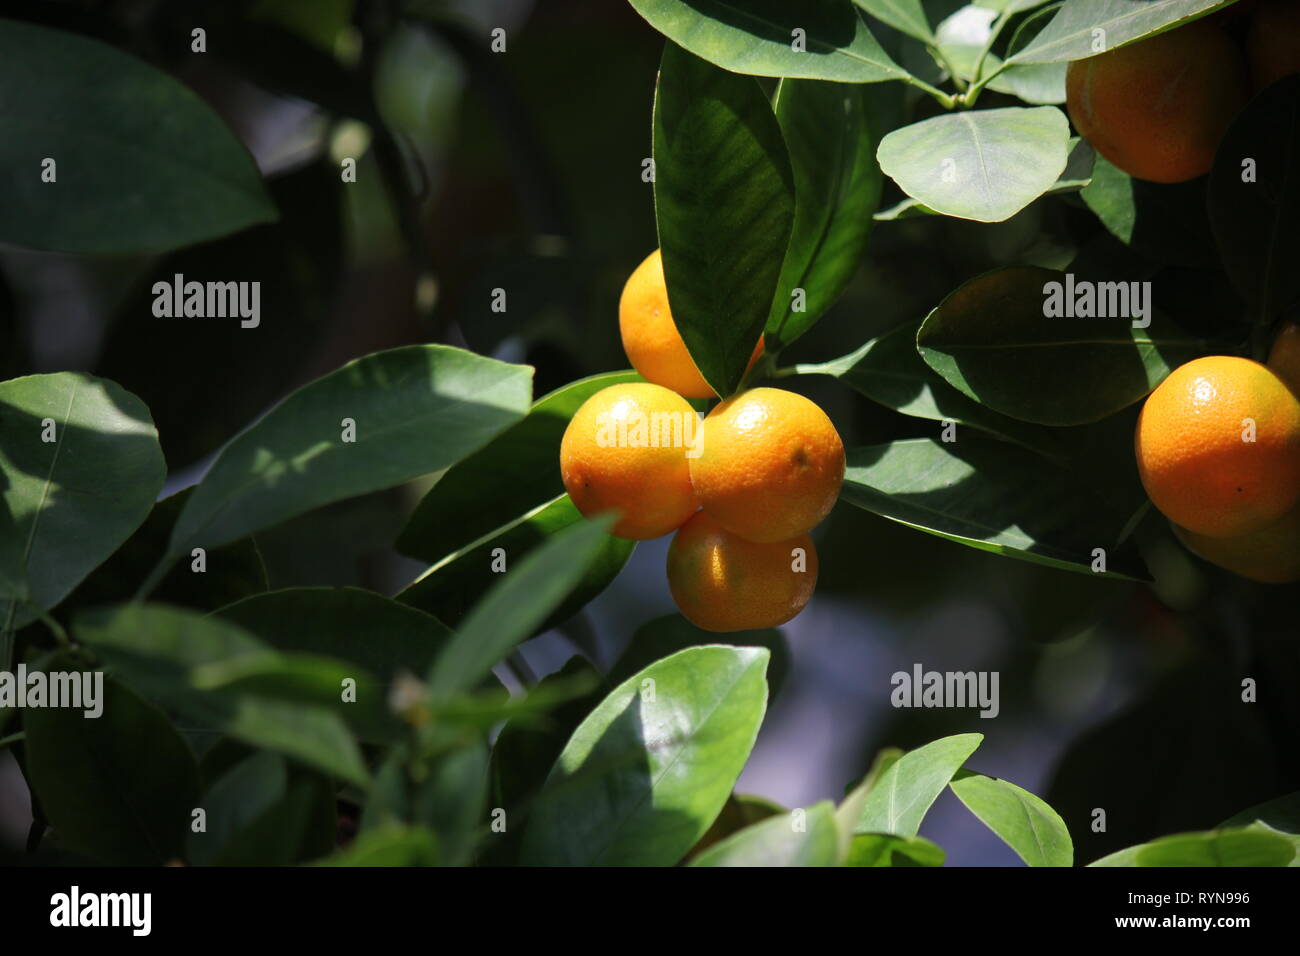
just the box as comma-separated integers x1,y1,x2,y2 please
1091,827,1297,867
844,832,946,865
164,346,532,564
1220,791,1300,834
855,733,982,836
1006,0,1233,64
398,494,634,632
0,373,165,659
842,437,1149,579
1208,75,1300,322
855,0,934,41
630,0,908,82
877,107,1070,222
521,646,770,866
25,663,199,865
687,792,786,860
949,769,1073,866
398,370,639,563
691,801,840,866
0,19,275,253
427,516,617,697
917,266,1204,425
768,79,882,350
654,42,794,395
317,825,439,866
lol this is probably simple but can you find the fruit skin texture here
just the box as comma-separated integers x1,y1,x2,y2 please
690,387,845,544
559,382,699,540
1135,356,1300,538
1268,322,1300,395
619,248,762,399
1173,505,1300,583
1065,20,1249,183
1247,0,1300,91
667,511,817,632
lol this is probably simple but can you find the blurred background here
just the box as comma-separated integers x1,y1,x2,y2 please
1,0,1296,865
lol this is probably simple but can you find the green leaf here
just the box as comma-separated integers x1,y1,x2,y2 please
691,801,840,866
767,79,882,350
835,746,903,858
316,824,440,866
916,266,1204,426
949,770,1073,866
630,0,909,82
1220,791,1300,835
24,664,199,865
0,19,275,254
215,586,451,681
187,751,287,865
427,516,617,697
74,603,372,787
796,319,1061,455
842,436,1149,579
1092,827,1297,867
986,2,1068,104
1082,156,1220,268
855,733,983,836
1208,75,1300,322
0,373,165,659
164,345,532,563
398,494,634,631
1007,0,1234,64
520,645,770,866
855,0,933,41
654,42,795,395
397,370,640,564
877,107,1070,222
844,832,946,865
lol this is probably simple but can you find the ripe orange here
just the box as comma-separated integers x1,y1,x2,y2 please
1247,0,1300,91
689,387,844,543
1135,356,1300,538
1065,20,1249,183
619,248,762,399
1268,322,1300,395
559,382,700,540
1173,505,1300,583
667,511,818,632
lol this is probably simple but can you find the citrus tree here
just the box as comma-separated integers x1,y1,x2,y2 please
0,0,1297,868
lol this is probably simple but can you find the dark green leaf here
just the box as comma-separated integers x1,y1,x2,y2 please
855,0,933,41
1007,0,1233,64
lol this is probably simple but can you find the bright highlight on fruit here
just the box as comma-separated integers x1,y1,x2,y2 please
1135,356,1300,539
1065,20,1248,183
667,510,817,632
689,387,845,544
559,382,700,540
619,248,762,399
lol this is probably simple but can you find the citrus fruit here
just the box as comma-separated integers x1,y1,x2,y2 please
619,248,762,399
667,510,818,632
559,382,699,540
1065,20,1249,183
1247,0,1300,91
1135,356,1300,537
1268,322,1300,395
689,387,844,543
1173,505,1300,583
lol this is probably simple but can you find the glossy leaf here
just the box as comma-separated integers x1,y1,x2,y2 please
916,266,1205,425
630,0,908,82
949,769,1073,866
164,345,532,563
855,733,982,836
1006,0,1233,64
855,0,933,41
877,107,1070,222
0,18,275,254
520,646,770,866
768,79,882,349
654,42,794,395
691,802,840,866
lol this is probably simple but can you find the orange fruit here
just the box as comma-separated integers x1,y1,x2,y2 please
1135,356,1300,537
1247,0,1300,91
1173,505,1300,583
1065,20,1249,183
559,382,700,540
1268,322,1300,395
619,248,763,399
667,511,818,632
689,387,844,543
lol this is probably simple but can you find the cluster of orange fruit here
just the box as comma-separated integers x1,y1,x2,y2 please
1136,325,1300,583
559,249,845,631
1065,0,1298,184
